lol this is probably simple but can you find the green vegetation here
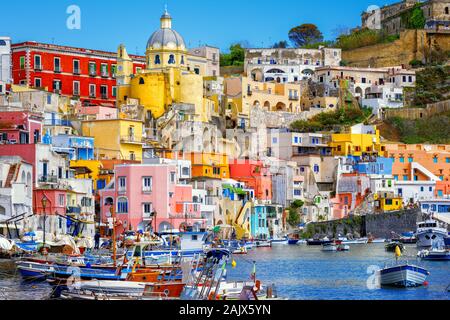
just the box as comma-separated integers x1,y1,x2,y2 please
386,112,450,144
401,4,426,29
335,28,399,51
272,41,289,48
287,200,304,227
412,65,450,107
288,23,324,48
290,107,372,133
220,44,245,67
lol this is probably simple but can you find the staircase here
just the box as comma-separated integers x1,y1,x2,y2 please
4,164,20,188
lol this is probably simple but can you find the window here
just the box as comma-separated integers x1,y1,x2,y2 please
53,80,62,92
112,86,117,97
54,57,61,72
58,167,63,179
394,175,399,181
118,177,126,192
143,203,153,216
142,177,152,192
429,187,433,192
294,137,299,144
170,172,176,183
100,85,108,99
272,137,278,144
73,81,80,96
399,157,404,163
155,55,161,65
129,152,136,161
20,56,25,69
403,175,408,181
58,194,65,206
446,157,450,163
111,64,117,77
89,84,96,97
362,77,367,84
73,60,80,74
408,157,413,163
433,157,438,163
181,56,185,64
34,55,42,70
136,67,142,73
89,62,96,76
117,197,128,214
294,190,302,196
100,63,108,77
420,187,424,192
194,68,200,75
34,78,42,88
314,164,320,173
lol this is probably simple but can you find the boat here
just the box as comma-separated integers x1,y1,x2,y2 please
288,239,299,245
416,218,448,248
231,246,248,255
385,242,404,253
418,249,450,261
341,238,368,245
271,238,288,245
16,260,58,279
307,238,332,246
296,240,307,245
337,243,350,251
379,246,430,288
322,242,338,252
254,240,272,248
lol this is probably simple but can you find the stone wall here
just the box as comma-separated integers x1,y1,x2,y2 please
384,99,450,120
307,209,426,239
342,29,449,68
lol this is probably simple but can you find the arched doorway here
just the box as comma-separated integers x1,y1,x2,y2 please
263,101,270,110
275,102,287,111
250,69,263,82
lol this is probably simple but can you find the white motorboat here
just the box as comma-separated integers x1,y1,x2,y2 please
416,219,448,248
255,240,272,248
322,242,338,252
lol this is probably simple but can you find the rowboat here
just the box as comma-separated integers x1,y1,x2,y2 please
379,264,430,287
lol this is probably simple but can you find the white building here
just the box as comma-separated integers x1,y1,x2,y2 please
245,47,341,83
188,46,220,77
0,156,33,236
362,84,404,118
0,37,12,95
395,180,437,205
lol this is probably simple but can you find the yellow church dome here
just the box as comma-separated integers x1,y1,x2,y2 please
147,9,186,51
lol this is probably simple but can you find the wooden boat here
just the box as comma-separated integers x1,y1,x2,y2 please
379,264,430,287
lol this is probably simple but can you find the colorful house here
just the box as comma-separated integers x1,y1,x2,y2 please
0,111,43,144
330,124,385,157
99,163,205,234
186,152,230,180
373,192,403,212
251,205,270,240
229,159,272,202
81,118,144,161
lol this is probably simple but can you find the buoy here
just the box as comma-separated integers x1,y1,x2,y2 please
231,260,237,268
423,281,429,286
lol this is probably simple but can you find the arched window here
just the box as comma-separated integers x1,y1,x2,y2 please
139,77,145,85
168,54,175,64
154,55,161,65
180,55,185,64
117,197,128,214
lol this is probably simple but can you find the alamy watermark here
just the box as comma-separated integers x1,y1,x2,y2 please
66,5,81,30
366,265,381,290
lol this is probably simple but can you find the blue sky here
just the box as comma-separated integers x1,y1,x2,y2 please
4,0,398,54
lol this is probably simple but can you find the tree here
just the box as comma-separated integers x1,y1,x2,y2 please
220,43,246,67
272,40,289,48
288,23,324,48
287,200,305,227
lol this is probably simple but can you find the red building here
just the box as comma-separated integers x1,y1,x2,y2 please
0,111,43,144
11,42,146,106
229,159,272,202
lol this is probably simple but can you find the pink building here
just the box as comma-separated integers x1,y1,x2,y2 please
332,174,371,219
0,111,43,144
229,159,272,202
99,164,204,234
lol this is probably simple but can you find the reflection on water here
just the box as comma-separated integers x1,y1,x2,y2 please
0,244,449,300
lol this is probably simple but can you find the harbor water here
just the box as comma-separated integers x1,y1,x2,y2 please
0,244,449,300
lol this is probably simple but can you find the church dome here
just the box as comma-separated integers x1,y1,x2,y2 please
147,10,186,51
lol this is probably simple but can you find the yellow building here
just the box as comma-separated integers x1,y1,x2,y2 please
186,152,230,179
81,119,144,161
116,10,216,123
374,193,403,212
330,124,386,157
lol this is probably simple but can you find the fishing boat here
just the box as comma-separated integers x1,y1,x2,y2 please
418,249,450,261
341,237,368,245
379,245,430,288
416,218,448,248
271,237,288,245
231,245,248,255
255,240,272,248
16,260,58,279
307,237,332,246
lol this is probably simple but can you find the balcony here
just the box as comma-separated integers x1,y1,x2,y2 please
289,96,299,101
101,94,108,100
89,71,97,77
34,65,42,71
120,136,144,145
45,119,72,127
67,206,81,214
73,69,80,75
54,67,62,73
101,72,109,78
39,175,58,184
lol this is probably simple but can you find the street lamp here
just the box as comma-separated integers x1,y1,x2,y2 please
41,195,48,248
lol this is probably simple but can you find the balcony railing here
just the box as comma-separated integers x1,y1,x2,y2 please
44,119,72,127
101,94,108,100
89,71,97,77
67,206,81,214
289,96,299,101
34,65,42,71
39,175,58,183
73,69,80,75
54,67,61,73
101,72,109,78
120,136,144,144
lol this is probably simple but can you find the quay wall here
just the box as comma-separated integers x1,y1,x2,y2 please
308,209,426,239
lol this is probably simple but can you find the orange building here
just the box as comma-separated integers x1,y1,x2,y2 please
385,144,450,182
184,152,230,180
436,181,450,197
229,159,272,202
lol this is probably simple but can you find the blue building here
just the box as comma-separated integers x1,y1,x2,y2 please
251,205,270,240
51,135,95,161
352,156,393,176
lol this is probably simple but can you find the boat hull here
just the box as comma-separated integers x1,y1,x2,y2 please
416,230,448,248
379,265,429,288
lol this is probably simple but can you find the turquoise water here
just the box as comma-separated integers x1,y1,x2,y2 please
0,244,449,300
227,244,450,300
